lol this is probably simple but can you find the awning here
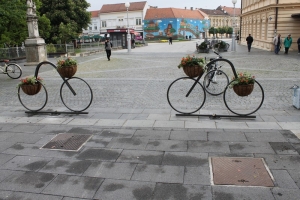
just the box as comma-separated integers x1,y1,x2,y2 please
92,35,102,39
133,31,140,36
291,13,300,18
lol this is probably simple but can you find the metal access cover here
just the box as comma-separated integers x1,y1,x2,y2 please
210,157,274,187
41,133,92,151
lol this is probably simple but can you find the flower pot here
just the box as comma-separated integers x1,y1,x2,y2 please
57,65,77,78
233,84,254,96
183,65,204,78
21,83,42,95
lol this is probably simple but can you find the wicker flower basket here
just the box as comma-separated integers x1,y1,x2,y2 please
21,83,42,95
183,65,204,78
57,65,77,78
233,84,254,96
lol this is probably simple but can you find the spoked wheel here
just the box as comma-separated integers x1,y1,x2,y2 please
203,69,229,96
223,80,264,116
6,63,22,79
167,77,206,114
60,77,93,112
18,81,48,112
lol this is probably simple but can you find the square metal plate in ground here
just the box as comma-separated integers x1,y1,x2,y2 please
210,157,274,187
41,133,92,151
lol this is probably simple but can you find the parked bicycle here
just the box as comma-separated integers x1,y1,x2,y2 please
203,51,229,96
0,59,22,79
17,61,93,112
167,58,264,116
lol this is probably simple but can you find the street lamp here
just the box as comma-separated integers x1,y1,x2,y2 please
125,2,131,52
231,0,237,51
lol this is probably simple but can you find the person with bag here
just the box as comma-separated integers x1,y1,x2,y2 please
283,34,292,54
105,38,113,61
273,34,282,54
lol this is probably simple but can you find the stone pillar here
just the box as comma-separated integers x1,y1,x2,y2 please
24,0,47,66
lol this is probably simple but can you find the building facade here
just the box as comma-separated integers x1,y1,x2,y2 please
240,0,300,51
144,7,209,40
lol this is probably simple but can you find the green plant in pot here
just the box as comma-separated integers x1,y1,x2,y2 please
178,55,206,78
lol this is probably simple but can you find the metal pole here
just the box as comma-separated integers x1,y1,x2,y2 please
231,3,236,51
127,7,131,53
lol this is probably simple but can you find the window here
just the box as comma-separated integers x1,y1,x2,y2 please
118,19,124,21
94,26,97,30
89,27,92,30
136,18,141,25
102,21,107,27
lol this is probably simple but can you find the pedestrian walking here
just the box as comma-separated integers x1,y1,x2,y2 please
246,34,253,52
297,36,300,54
132,38,135,48
283,34,292,54
105,38,112,61
168,36,172,45
273,34,282,54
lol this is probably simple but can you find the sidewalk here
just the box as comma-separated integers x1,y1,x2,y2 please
0,41,299,199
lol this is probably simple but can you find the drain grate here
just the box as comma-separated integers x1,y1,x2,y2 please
41,133,92,151
210,157,274,187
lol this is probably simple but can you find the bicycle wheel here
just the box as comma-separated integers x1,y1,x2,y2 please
167,77,206,114
60,77,93,112
223,80,264,116
203,69,229,96
6,63,22,79
18,81,48,112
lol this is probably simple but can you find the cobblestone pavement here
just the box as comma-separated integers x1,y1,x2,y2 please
0,40,299,199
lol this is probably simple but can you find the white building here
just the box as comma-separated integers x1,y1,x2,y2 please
82,11,100,36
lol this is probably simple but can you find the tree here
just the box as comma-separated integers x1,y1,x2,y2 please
209,27,217,37
39,0,91,43
58,22,78,44
226,27,233,35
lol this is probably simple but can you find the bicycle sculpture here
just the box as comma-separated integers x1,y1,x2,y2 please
17,61,93,113
167,57,264,117
0,60,22,79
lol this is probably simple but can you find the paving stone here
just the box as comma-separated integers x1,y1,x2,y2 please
246,122,282,129
123,120,155,128
133,129,170,140
94,179,156,200
42,174,103,199
185,121,216,129
119,113,148,120
94,119,126,127
83,161,136,180
275,116,300,122
67,118,99,126
76,148,122,161
188,141,230,153
147,114,170,120
39,158,92,175
37,125,73,134
4,133,47,144
215,122,249,129
0,169,14,182
213,185,275,200
7,124,44,133
0,171,56,193
162,152,208,167
0,191,63,200
272,170,299,189
208,131,247,142
115,108,144,114
99,129,135,138
91,113,122,119
272,188,300,200
256,154,300,170
278,122,300,130
269,142,298,155
131,164,184,183
117,150,164,165
153,120,184,128
0,153,15,166
291,143,300,154
0,141,20,153
1,155,51,172
106,138,148,150
142,109,171,114
84,136,111,148
184,166,211,185
37,118,69,125
229,142,275,154
280,130,300,143
287,169,300,189
245,132,287,142
146,140,187,152
153,183,212,200
170,130,207,141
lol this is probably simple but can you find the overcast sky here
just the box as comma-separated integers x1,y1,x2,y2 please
86,0,241,11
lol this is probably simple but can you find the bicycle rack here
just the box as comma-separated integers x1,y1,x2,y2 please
18,61,93,115
176,113,256,119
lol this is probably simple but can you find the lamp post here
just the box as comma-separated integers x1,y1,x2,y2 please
231,0,237,51
125,2,131,52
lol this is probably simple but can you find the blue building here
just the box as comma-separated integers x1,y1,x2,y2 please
144,7,210,40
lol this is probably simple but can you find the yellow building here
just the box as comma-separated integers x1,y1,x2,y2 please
240,0,300,51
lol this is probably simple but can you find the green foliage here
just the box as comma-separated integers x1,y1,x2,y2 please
18,76,43,87
198,42,207,49
230,72,255,88
39,0,91,43
178,55,206,69
58,22,78,44
226,27,233,34
214,41,227,49
38,14,51,39
57,57,77,68
208,27,217,35
46,43,56,53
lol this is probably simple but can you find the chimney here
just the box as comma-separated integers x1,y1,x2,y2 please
191,7,193,10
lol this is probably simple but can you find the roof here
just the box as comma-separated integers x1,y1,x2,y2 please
199,9,228,16
216,6,241,16
90,10,99,18
100,1,147,13
145,8,205,20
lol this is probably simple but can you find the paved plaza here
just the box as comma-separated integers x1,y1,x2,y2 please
0,40,299,199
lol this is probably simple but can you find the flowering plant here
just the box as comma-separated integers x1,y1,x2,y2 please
230,72,255,88
177,55,206,69
57,57,77,68
17,76,43,87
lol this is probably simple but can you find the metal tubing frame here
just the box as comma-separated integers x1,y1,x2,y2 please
176,113,256,119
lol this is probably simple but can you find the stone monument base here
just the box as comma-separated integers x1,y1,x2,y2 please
25,37,47,66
